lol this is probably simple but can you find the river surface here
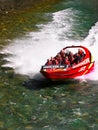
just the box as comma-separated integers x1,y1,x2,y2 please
0,0,98,130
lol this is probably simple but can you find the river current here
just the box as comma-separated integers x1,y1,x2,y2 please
0,0,98,129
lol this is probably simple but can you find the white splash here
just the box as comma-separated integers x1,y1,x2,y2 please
1,8,78,78
80,22,98,81
1,9,98,81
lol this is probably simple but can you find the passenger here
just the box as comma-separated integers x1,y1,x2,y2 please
68,52,75,66
55,53,63,65
78,49,83,55
62,54,66,65
60,49,65,58
50,57,56,65
45,59,52,65
64,56,70,68
78,49,85,61
65,49,70,57
55,59,59,65
74,53,80,64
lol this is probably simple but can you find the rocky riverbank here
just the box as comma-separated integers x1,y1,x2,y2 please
0,0,46,12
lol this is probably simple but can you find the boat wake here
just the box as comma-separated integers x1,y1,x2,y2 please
0,9,79,78
79,22,98,81
1,9,98,81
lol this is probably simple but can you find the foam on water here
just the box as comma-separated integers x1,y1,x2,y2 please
1,9,98,80
79,22,98,81
1,9,77,77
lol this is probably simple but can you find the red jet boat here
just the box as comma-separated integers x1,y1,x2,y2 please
40,45,95,80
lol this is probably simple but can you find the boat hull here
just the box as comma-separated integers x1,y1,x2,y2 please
40,45,95,80
41,62,94,80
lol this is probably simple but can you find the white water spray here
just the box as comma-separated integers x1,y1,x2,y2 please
1,9,77,77
1,9,98,80
80,22,98,80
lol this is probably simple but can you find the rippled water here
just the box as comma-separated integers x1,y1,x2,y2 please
0,0,98,129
